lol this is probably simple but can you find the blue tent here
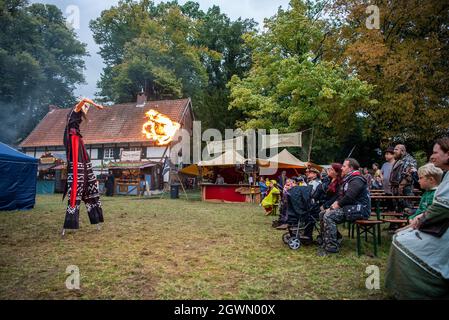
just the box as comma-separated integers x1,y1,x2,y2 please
0,142,38,210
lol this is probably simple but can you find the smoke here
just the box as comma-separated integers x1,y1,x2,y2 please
0,101,44,148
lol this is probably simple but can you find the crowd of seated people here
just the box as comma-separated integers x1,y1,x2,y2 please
262,159,371,255
256,138,449,299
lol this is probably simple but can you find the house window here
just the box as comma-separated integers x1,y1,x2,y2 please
104,148,115,159
90,148,98,160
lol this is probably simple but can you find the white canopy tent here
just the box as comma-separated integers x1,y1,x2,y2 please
257,149,307,169
198,150,246,167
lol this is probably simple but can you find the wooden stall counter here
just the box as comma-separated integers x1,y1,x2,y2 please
201,183,260,203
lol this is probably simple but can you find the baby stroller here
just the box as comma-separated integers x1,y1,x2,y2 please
281,185,324,250
282,211,322,250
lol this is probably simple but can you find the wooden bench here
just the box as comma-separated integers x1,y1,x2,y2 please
370,195,421,240
381,218,408,226
354,220,383,257
381,212,406,218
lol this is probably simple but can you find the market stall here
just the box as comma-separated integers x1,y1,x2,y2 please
36,153,66,194
108,161,162,196
198,150,260,203
257,149,321,178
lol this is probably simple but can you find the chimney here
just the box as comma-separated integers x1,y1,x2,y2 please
49,105,58,112
136,92,147,107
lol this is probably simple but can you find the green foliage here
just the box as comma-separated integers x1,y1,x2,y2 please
91,1,209,103
0,0,87,145
90,0,256,131
192,5,257,130
227,0,375,163
413,150,429,169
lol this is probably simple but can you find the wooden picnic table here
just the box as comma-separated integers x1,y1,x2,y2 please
370,195,421,217
368,194,422,245
370,195,421,200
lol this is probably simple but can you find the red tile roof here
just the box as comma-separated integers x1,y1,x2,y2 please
20,98,191,148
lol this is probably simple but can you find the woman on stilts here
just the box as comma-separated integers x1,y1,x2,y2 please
62,98,105,236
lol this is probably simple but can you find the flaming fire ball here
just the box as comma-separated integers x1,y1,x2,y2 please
142,109,181,145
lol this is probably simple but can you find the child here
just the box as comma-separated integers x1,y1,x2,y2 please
408,163,443,228
258,176,268,203
262,180,281,215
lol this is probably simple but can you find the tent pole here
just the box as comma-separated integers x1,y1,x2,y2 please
307,127,314,162
176,172,189,200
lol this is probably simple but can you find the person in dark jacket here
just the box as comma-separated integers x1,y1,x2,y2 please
105,171,115,196
319,158,371,255
320,163,343,242
321,163,343,210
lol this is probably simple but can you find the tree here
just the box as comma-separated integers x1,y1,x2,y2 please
90,0,257,131
227,0,375,163
0,0,87,145
323,0,449,153
91,0,208,103
190,5,257,130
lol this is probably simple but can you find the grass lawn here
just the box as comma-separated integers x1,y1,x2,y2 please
0,193,392,299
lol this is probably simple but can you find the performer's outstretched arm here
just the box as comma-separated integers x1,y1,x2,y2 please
74,98,104,113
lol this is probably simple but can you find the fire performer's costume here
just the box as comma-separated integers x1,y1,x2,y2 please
62,98,104,231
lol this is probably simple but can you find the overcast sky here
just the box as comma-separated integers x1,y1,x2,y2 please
29,0,291,99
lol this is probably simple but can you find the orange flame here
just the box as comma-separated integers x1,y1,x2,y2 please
142,109,180,145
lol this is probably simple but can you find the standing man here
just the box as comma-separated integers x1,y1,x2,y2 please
390,144,417,197
381,147,395,195
390,144,417,213
62,98,105,235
